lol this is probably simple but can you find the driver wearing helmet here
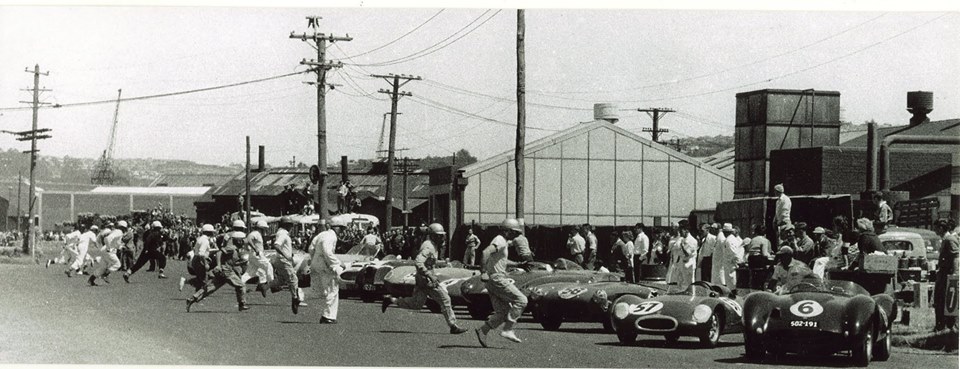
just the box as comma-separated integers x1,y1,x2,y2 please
475,218,529,347
767,246,818,293
381,223,468,334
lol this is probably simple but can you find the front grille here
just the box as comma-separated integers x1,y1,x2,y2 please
636,316,678,332
363,267,377,281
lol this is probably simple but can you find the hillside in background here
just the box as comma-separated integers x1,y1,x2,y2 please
677,135,734,157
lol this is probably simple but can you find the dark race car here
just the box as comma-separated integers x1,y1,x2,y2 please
529,280,667,331
382,265,480,312
610,281,744,347
742,278,897,366
356,258,464,302
460,259,623,320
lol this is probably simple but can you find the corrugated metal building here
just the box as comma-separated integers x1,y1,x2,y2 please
457,111,735,228
38,186,209,229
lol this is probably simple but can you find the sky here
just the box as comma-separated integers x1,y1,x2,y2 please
0,2,957,168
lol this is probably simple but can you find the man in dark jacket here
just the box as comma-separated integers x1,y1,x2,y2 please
124,221,169,281
850,217,884,271
933,219,959,332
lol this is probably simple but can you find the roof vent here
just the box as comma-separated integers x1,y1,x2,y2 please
593,103,619,124
907,91,933,127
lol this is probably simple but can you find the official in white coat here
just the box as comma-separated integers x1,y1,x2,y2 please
243,220,274,297
310,219,343,324
713,223,744,291
667,221,698,290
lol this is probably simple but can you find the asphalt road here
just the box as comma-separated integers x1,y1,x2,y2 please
0,260,956,368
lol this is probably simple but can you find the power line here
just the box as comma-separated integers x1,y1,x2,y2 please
420,78,592,111
347,10,500,67
338,9,445,59
538,13,889,95
409,95,560,132
0,71,308,112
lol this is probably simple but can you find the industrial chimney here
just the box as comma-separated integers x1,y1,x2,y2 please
257,145,265,172
593,103,619,124
907,91,933,127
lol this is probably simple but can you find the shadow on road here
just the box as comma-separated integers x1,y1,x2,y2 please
279,321,317,324
595,339,741,350
715,354,860,367
438,344,506,350
535,327,608,334
379,330,448,335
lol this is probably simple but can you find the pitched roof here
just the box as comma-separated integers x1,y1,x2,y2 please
149,173,234,187
841,119,960,150
207,167,430,199
461,120,734,180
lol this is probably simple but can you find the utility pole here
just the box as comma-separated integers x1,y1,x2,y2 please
638,107,675,143
515,9,526,224
18,65,52,260
377,112,400,160
17,170,22,234
395,156,420,231
245,136,251,229
372,73,421,231
290,16,351,218
667,137,686,153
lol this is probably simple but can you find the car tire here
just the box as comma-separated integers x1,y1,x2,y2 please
699,311,721,347
536,311,562,331
602,317,615,333
874,326,891,361
664,333,680,346
425,299,442,314
852,330,873,367
616,330,637,344
744,333,764,362
467,304,490,320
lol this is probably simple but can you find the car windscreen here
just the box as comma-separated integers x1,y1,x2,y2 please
345,244,378,256
665,284,710,296
783,279,869,297
882,240,913,251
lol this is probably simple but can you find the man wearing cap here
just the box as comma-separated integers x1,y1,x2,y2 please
242,219,273,298
475,218,528,347
793,222,816,266
89,221,127,286
713,223,743,291
698,223,720,282
46,224,80,270
68,224,98,277
273,218,301,314
310,218,343,324
767,246,817,293
382,223,468,334
668,220,698,290
849,218,884,271
187,230,249,312
124,220,169,281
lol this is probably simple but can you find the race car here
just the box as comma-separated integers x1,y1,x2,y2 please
742,278,896,366
528,280,667,331
355,258,417,302
609,281,744,347
460,259,622,320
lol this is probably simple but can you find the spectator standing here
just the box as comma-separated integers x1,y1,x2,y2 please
698,223,720,282
310,219,343,324
566,226,585,265
933,219,959,331
774,184,792,239
617,230,635,283
713,223,743,291
668,220,698,290
464,228,480,266
511,230,534,263
633,223,650,280
581,224,598,270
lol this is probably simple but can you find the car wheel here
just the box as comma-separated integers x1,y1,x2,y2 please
852,330,873,367
536,311,562,331
699,311,721,347
874,326,891,361
467,304,490,320
425,299,442,314
744,333,764,362
664,333,680,346
602,317,615,333
616,329,637,344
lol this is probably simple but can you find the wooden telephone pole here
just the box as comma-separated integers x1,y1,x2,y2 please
639,107,674,143
18,65,52,259
290,16,351,217
372,73,420,231
515,9,526,224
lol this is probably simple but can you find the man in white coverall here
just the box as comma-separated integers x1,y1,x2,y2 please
310,218,343,324
68,225,98,277
89,221,127,286
242,219,273,298
475,218,528,347
667,220,698,291
713,223,744,291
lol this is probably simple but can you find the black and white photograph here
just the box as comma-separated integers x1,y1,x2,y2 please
0,0,958,367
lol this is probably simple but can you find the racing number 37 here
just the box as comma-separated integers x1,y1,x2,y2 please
789,300,824,318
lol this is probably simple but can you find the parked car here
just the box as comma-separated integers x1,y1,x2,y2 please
742,278,896,366
609,281,743,347
879,225,940,271
528,280,667,331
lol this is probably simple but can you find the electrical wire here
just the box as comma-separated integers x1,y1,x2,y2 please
539,13,890,95
0,71,309,112
420,78,593,112
408,95,560,132
347,10,500,67
338,9,446,59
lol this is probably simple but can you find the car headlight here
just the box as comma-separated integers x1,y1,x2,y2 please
693,304,713,323
613,302,630,320
464,283,473,291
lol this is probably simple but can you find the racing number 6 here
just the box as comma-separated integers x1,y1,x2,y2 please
789,300,824,318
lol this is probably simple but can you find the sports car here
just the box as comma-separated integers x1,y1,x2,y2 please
355,259,464,302
742,278,896,366
460,259,622,320
609,281,744,347
528,281,667,331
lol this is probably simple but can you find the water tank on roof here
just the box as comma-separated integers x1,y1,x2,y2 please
593,103,619,123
